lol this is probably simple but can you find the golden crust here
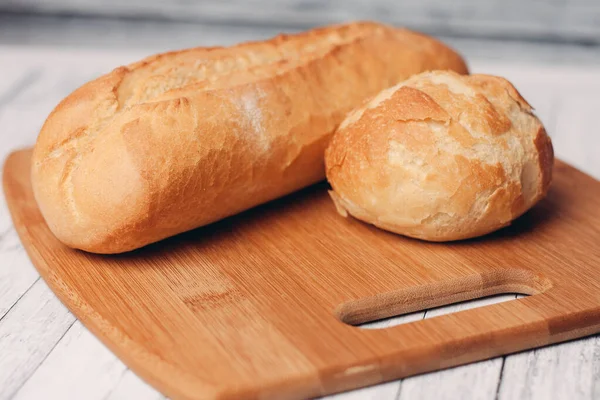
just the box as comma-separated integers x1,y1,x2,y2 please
325,70,554,241
31,21,468,253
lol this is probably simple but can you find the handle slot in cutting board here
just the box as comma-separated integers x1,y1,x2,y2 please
3,149,600,400
336,268,550,325
357,293,529,330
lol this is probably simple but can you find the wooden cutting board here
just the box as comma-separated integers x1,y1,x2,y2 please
4,148,600,400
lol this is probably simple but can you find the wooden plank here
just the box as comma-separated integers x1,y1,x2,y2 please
498,336,600,400
0,279,75,399
12,321,128,400
0,66,77,158
105,369,166,400
0,64,81,400
0,70,42,109
551,93,600,179
1,16,600,66
2,0,600,43
323,381,400,400
0,15,280,54
0,65,73,319
400,359,504,400
0,250,39,320
0,65,43,323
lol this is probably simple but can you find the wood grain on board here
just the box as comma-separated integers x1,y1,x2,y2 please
3,149,600,400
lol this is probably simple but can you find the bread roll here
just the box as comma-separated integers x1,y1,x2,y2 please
31,21,468,253
325,70,553,241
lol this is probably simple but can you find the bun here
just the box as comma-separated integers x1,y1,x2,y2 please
31,22,468,253
325,70,553,241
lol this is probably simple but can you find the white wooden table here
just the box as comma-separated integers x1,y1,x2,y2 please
1,45,599,400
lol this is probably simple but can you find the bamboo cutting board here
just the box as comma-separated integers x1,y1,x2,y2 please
4,148,600,400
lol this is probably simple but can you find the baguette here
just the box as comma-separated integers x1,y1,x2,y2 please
31,21,468,253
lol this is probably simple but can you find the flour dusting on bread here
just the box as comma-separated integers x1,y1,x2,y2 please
236,88,269,152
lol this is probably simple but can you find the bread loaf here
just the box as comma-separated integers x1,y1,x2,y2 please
31,21,468,253
325,70,553,241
